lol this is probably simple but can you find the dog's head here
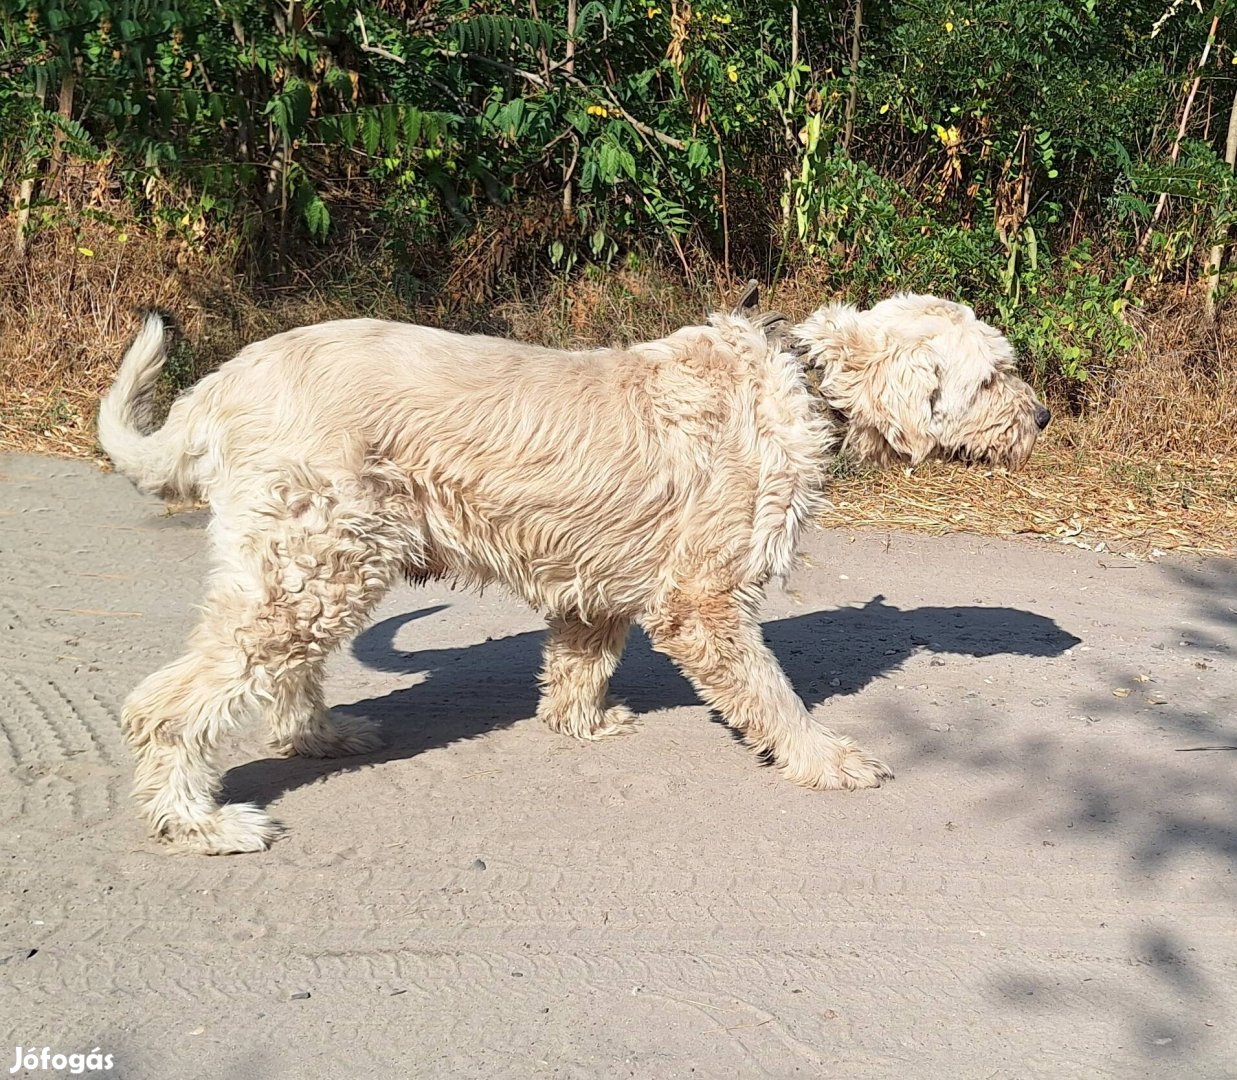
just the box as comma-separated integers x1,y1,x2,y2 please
791,294,1050,470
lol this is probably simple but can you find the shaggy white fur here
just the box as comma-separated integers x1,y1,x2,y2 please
98,294,1045,854
99,313,868,852
793,293,1049,469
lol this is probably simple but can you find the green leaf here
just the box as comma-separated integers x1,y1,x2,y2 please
268,80,312,140
381,105,399,155
503,98,526,139
450,15,554,56
155,89,174,128
361,110,381,156
304,193,331,240
324,65,353,95
403,107,422,148
614,142,636,181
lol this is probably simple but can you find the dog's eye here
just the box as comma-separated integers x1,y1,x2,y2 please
973,373,997,399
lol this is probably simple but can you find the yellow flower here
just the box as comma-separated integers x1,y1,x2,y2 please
647,6,661,16
934,124,961,148
712,12,732,23
879,102,890,114
586,104,608,117
77,247,94,257
945,19,954,32
726,65,738,83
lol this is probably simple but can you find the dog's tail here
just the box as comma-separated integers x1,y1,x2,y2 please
98,314,198,499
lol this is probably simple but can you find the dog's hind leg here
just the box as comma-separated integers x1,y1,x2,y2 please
536,613,635,740
265,659,384,759
123,506,400,854
123,640,282,855
642,589,893,790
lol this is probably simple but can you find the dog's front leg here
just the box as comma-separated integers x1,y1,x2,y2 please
536,613,635,740
643,591,892,790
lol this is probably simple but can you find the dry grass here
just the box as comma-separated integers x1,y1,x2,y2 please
822,435,1237,559
495,264,715,348
0,217,414,457
2,218,1234,559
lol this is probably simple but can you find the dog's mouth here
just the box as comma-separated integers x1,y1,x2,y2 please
951,433,1039,471
945,396,1048,471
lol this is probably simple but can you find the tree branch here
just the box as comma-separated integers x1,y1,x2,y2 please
1205,83,1237,319
843,0,862,153
355,9,406,65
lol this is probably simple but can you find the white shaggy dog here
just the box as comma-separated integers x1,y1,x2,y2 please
98,293,1047,854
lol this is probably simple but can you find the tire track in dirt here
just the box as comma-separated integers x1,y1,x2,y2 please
7,941,1232,1077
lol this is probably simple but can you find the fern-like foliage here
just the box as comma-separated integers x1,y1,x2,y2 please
448,15,556,56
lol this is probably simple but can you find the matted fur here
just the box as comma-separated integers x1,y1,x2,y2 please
100,311,892,854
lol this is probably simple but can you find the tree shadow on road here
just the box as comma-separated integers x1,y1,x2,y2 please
894,560,1237,1070
888,562,1237,879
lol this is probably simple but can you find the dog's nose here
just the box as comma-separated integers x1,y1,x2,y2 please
1034,405,1052,430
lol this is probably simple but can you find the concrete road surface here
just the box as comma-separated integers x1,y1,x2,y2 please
1,453,1234,1079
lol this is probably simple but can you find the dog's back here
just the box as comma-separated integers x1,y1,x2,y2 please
102,314,826,612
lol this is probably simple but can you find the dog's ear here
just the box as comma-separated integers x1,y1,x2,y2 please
750,309,806,354
817,316,941,466
862,342,940,464
730,281,809,356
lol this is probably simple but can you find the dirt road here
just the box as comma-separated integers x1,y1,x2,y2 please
1,452,1234,1079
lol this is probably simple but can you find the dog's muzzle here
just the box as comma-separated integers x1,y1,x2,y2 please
1034,405,1052,430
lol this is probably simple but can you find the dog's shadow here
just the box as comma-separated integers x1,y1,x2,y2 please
222,593,1080,807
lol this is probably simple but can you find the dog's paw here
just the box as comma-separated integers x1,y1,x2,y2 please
158,803,282,855
270,713,384,759
780,731,893,791
591,703,639,739
539,700,638,741
829,744,894,790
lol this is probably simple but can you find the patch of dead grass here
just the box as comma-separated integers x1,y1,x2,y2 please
822,436,1236,559
0,217,414,457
